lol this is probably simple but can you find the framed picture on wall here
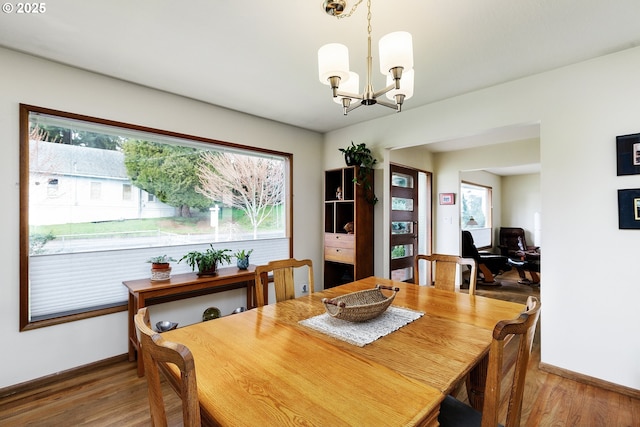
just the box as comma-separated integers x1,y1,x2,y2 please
439,193,455,205
617,188,640,229
616,133,640,175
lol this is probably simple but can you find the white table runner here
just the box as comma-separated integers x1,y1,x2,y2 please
299,306,424,347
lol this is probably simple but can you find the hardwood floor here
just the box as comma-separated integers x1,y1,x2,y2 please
0,360,183,426
1,271,639,426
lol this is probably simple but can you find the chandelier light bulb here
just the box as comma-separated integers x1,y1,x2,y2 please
318,43,350,85
386,69,414,101
379,31,414,76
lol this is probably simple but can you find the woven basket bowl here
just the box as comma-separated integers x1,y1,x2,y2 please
322,285,399,322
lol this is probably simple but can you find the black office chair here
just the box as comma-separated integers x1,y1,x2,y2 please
461,230,511,283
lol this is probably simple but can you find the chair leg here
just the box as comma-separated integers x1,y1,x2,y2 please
478,264,495,283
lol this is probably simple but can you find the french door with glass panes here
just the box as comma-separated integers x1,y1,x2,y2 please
390,164,430,282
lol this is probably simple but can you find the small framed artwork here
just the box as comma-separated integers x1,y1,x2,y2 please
439,193,455,205
617,188,640,229
616,133,640,175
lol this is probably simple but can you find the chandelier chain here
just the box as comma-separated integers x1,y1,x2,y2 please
336,0,363,19
367,0,372,36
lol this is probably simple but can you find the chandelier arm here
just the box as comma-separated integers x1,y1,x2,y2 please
346,102,364,113
372,82,398,99
335,90,363,100
376,99,399,110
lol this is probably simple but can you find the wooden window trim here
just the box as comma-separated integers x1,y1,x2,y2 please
19,103,293,331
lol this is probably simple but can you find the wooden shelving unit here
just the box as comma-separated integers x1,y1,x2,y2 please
323,166,374,287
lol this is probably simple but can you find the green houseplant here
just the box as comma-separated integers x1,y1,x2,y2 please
180,245,232,276
147,255,176,281
234,249,254,270
338,141,378,204
146,255,177,270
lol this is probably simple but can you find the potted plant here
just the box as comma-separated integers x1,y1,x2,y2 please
339,141,376,167
234,249,254,270
147,255,176,281
147,255,177,270
180,245,232,276
338,141,378,204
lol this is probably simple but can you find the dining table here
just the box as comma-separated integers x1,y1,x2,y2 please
161,276,525,426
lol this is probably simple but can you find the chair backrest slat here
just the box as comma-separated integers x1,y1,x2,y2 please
414,254,477,295
255,258,314,306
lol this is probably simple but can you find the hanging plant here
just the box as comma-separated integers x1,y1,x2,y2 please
338,141,378,204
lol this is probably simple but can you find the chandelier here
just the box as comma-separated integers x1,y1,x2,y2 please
318,0,414,115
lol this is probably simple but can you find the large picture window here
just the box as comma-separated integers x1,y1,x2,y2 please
460,181,492,248
20,104,292,330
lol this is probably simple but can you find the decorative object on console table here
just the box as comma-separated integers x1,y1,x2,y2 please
146,255,176,281
616,132,640,176
202,306,221,322
617,188,640,229
234,249,253,270
179,245,232,276
439,193,455,205
323,166,374,287
155,320,178,332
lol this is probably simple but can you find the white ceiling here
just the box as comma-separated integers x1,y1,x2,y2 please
2,0,640,136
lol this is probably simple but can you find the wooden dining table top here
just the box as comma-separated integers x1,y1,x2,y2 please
162,276,525,427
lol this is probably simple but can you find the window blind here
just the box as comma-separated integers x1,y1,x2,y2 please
29,238,289,320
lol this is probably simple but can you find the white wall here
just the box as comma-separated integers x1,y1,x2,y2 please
324,47,640,389
0,47,323,388
502,173,541,246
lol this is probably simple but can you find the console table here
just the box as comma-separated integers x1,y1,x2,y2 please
123,265,257,376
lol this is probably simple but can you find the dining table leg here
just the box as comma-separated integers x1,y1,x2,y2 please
466,353,488,411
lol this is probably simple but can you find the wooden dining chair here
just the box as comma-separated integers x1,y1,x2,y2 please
438,296,541,427
134,307,201,427
254,258,314,307
414,254,478,295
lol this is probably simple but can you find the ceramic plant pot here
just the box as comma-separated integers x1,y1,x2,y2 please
237,256,250,270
